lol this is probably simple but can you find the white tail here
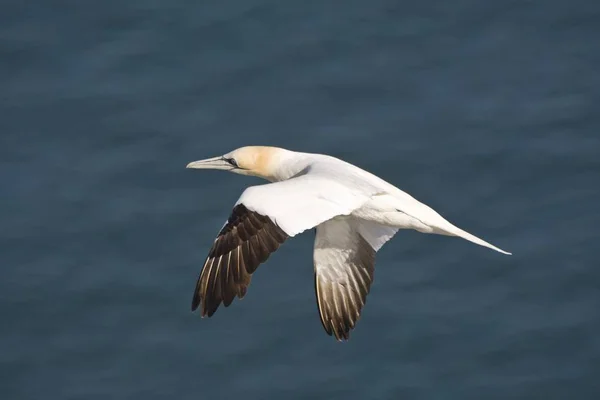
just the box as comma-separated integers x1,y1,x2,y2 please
356,193,512,255
403,197,512,255
440,223,511,255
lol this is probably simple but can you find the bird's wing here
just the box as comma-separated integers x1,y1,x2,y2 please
235,174,376,236
192,175,377,317
355,219,398,251
313,217,396,341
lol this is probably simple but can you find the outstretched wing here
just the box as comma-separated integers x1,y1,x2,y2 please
191,175,377,317
313,218,397,341
192,204,288,316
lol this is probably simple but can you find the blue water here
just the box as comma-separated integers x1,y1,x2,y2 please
2,0,600,398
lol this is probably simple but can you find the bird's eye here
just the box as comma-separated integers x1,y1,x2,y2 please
225,158,239,168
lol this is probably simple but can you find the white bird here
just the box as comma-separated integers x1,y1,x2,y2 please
187,146,510,341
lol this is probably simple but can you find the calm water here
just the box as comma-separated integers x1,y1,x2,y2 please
2,0,600,398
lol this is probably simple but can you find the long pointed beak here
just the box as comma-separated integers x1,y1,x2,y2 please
186,156,232,170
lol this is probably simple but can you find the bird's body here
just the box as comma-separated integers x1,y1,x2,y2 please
187,146,510,340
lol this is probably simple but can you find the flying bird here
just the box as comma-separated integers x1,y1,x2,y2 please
187,146,510,341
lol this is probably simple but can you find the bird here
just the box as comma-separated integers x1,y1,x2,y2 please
186,146,510,341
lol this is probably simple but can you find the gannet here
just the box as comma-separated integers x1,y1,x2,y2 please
187,146,510,341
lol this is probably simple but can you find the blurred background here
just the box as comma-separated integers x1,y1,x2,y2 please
1,0,599,398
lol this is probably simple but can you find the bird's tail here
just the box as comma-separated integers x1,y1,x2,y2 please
360,193,511,255
436,222,511,255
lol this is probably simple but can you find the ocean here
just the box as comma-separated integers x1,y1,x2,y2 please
2,0,599,398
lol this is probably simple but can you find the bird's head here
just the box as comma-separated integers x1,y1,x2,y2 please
186,146,282,180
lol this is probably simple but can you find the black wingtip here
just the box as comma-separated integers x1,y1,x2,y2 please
189,205,289,320
191,292,200,311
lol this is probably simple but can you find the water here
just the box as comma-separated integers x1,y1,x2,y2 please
2,0,600,398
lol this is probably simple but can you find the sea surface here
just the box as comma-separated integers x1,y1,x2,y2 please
2,0,600,399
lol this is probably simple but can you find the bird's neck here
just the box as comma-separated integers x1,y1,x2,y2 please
266,150,314,182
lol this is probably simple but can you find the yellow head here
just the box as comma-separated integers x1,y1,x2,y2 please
186,146,282,180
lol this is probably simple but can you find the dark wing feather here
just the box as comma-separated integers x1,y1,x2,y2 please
313,219,376,341
192,204,288,317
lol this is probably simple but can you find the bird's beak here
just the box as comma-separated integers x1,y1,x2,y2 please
186,156,232,170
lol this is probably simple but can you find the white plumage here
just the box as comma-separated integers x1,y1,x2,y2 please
187,146,510,341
